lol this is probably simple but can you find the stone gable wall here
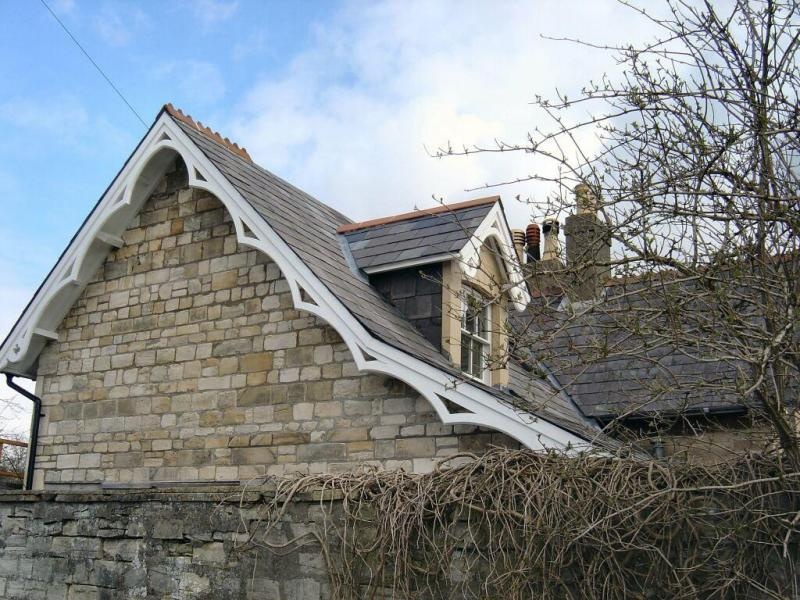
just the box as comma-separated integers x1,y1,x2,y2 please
33,161,514,488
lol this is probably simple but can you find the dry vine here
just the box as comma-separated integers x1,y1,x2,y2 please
233,449,800,599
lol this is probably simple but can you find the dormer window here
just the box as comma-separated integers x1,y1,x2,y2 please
460,287,490,381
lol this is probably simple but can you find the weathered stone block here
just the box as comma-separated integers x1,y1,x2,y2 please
102,539,140,562
240,352,272,373
51,536,102,559
192,542,226,564
152,520,184,540
396,437,436,458
238,386,270,407
179,572,210,595
297,443,346,462
272,432,310,446
263,332,296,351
67,584,104,600
231,446,275,465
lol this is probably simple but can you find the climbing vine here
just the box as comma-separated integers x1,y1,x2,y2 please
234,449,800,599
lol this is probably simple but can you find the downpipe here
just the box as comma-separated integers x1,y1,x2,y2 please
5,374,42,491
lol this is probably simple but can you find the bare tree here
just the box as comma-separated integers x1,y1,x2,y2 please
0,396,27,480
0,395,22,436
440,0,799,463
0,436,27,479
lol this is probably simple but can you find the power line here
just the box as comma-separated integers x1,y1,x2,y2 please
39,0,147,128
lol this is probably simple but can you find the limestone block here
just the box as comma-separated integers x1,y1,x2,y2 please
297,443,346,462
396,437,436,458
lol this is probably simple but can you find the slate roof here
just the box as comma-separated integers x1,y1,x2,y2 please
171,113,600,443
506,360,602,438
514,283,763,421
340,199,496,272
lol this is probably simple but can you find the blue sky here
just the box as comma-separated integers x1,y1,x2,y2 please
1,0,335,288
0,0,653,433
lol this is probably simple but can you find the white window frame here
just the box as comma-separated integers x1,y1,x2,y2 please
460,286,491,384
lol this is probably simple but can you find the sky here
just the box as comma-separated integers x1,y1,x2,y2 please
0,0,657,436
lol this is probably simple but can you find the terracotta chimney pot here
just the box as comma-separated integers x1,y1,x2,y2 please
525,223,541,262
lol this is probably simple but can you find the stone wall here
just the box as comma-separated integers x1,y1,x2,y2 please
0,487,335,599
33,160,514,488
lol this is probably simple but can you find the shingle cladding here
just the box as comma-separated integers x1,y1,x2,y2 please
370,264,443,352
343,204,494,271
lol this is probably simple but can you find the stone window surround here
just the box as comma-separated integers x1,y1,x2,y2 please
441,247,511,388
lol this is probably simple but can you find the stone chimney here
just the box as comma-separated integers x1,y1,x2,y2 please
523,221,561,296
541,219,562,264
564,183,611,300
512,229,526,264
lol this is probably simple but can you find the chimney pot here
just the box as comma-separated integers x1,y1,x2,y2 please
525,223,541,262
574,183,598,215
512,229,526,264
541,219,561,263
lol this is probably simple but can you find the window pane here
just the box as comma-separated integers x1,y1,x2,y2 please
472,339,484,378
476,307,486,337
460,288,491,380
460,333,471,372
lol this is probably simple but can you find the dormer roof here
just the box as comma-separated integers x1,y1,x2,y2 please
340,197,496,273
340,197,531,311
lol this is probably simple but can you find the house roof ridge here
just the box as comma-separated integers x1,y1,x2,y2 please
162,103,252,162
337,196,500,234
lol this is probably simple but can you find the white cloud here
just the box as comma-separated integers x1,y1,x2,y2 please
228,0,658,228
92,4,150,47
186,0,239,28
157,60,227,106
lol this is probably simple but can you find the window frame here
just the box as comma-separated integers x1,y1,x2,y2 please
460,286,491,383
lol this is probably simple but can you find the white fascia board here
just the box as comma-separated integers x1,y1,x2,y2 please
361,253,456,275
458,202,531,312
0,113,587,453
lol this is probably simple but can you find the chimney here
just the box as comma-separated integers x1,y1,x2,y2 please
541,219,562,263
525,221,561,296
512,229,526,264
574,183,597,214
565,183,611,300
525,223,540,263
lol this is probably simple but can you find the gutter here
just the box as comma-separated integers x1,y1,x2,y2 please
5,374,42,491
